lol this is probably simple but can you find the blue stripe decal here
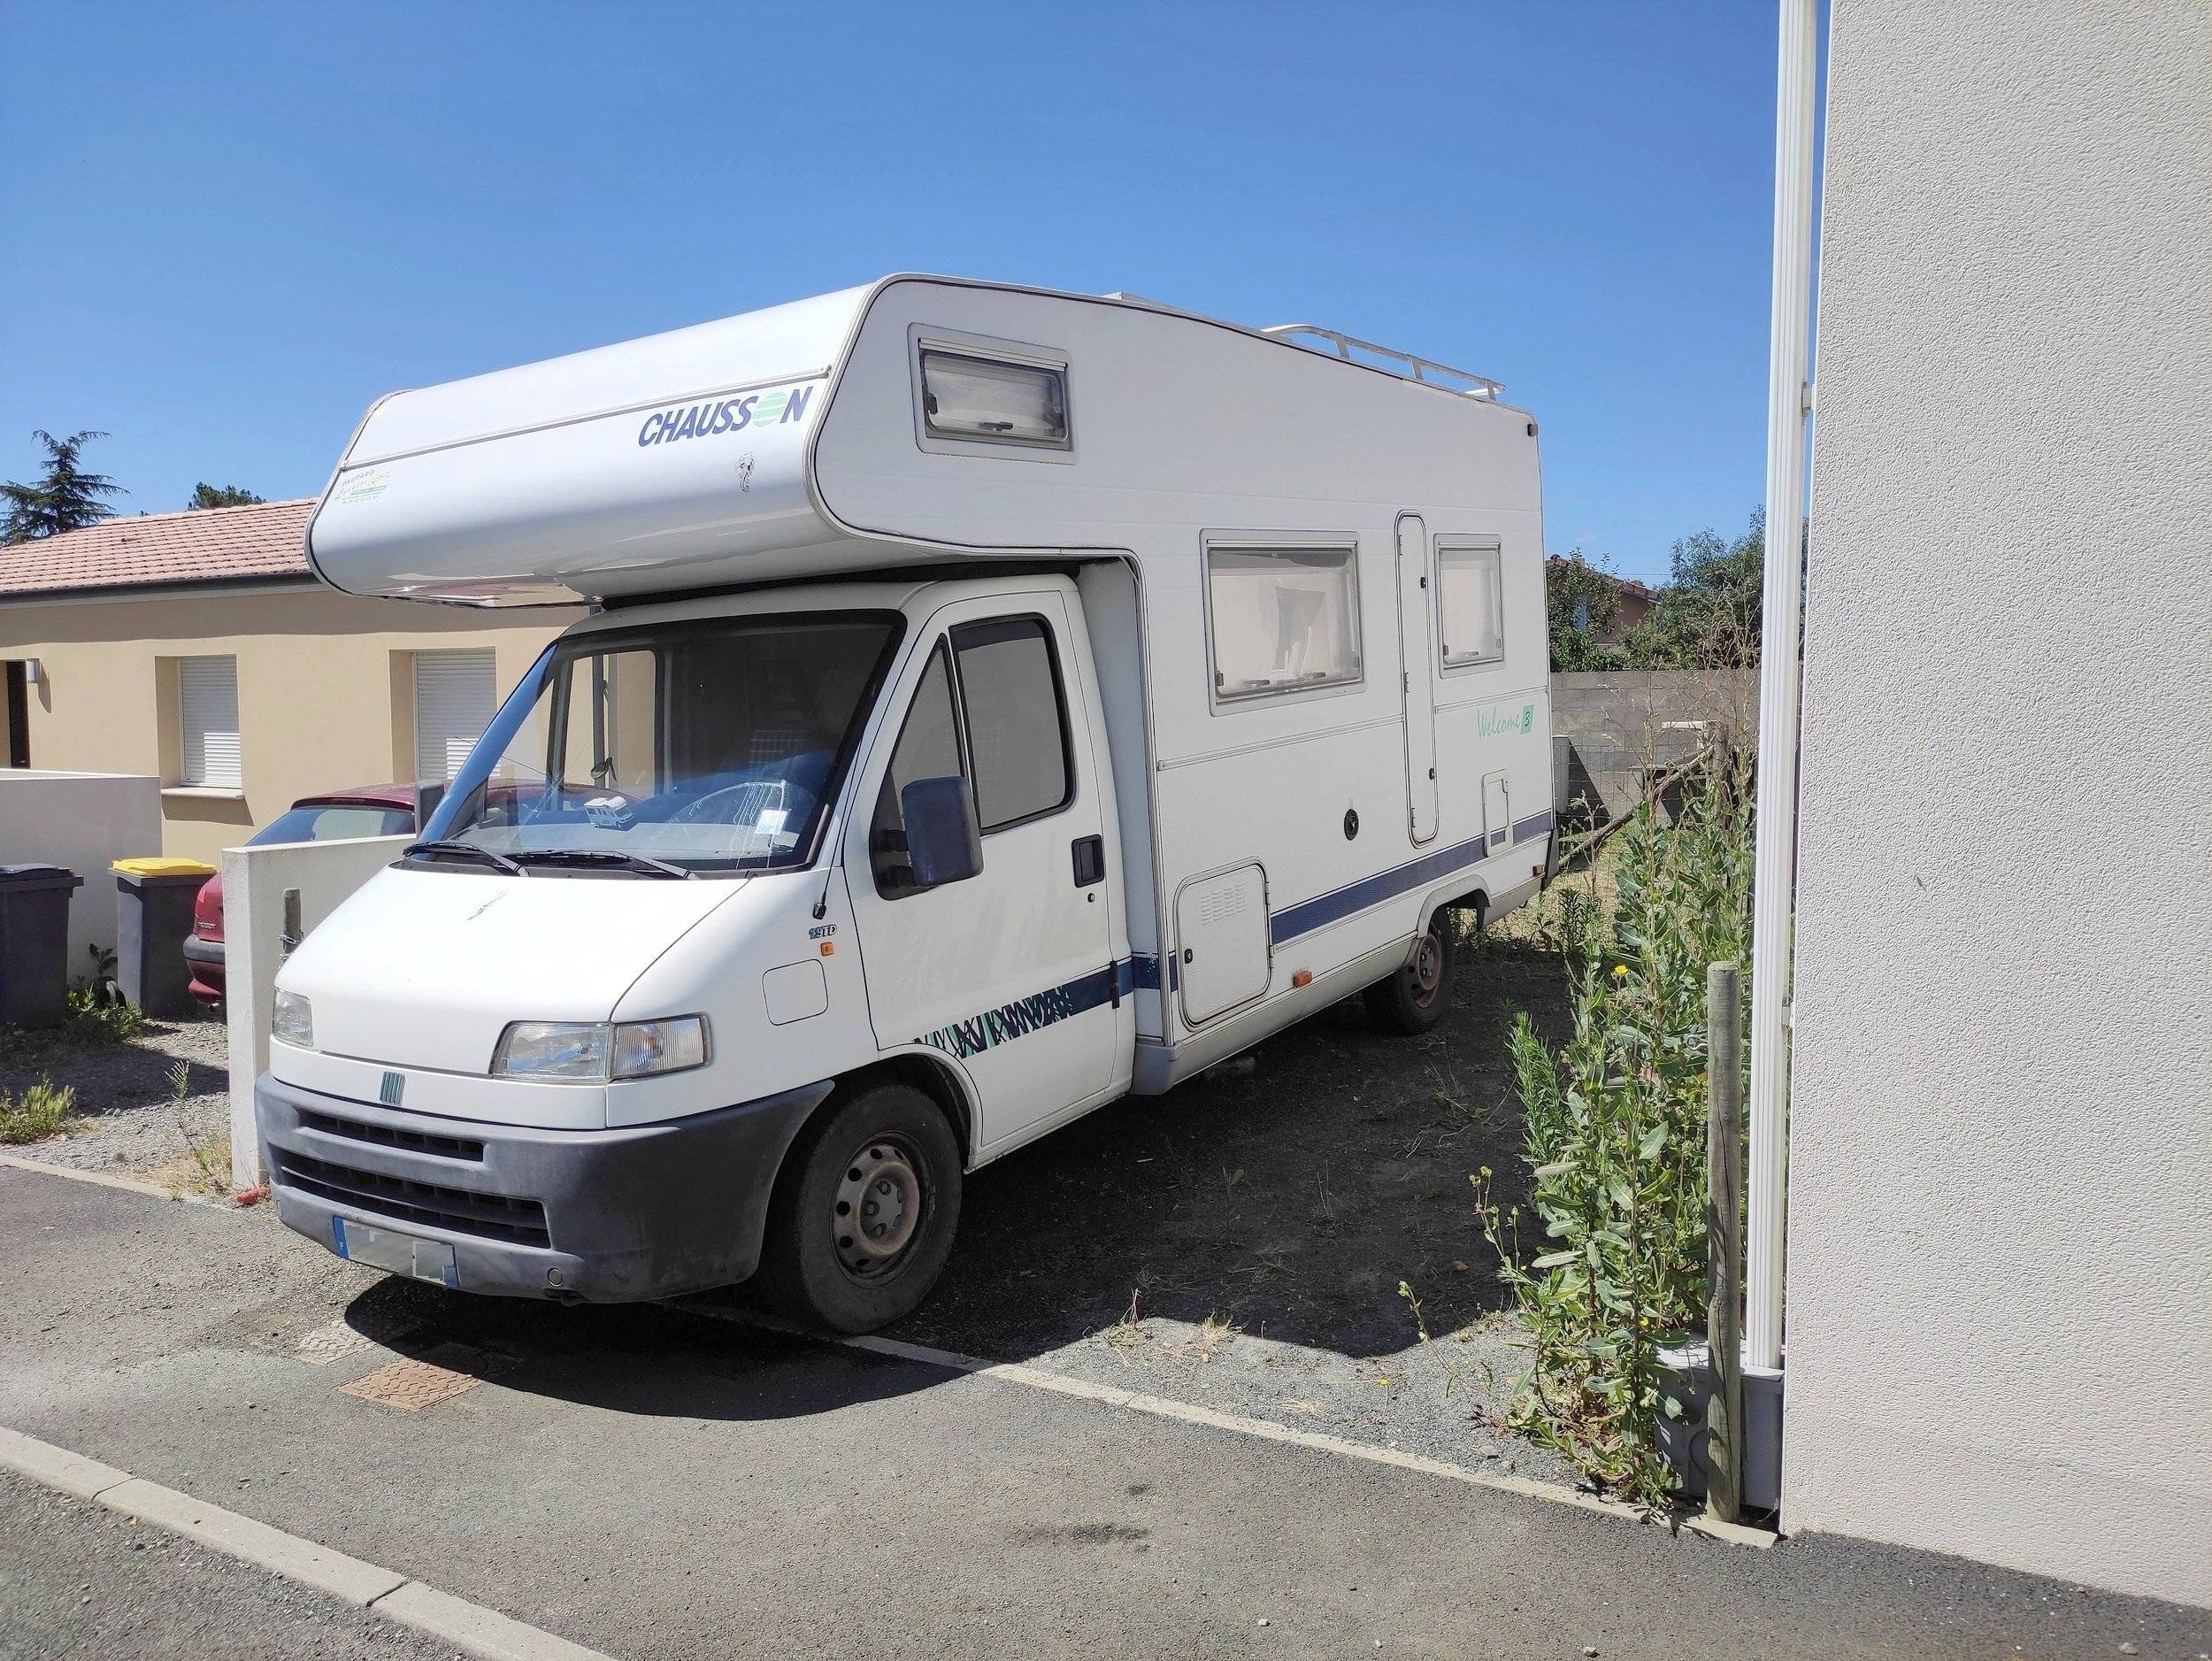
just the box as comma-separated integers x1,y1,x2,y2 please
1269,810,1555,946
915,958,1133,1059
922,810,1556,1044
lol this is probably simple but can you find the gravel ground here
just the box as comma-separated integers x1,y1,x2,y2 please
0,1468,460,1660
0,1014,231,1188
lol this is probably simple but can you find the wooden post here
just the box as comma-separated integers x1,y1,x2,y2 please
1706,960,1745,1523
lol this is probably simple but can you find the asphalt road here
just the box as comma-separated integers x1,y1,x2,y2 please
0,1467,453,1661
2,1163,2206,1661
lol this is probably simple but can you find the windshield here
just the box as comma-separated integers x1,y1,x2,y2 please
418,611,902,875
253,804,415,844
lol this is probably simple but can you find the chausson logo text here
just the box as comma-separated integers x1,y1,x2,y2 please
638,383,816,447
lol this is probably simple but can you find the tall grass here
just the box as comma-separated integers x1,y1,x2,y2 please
1479,750,1754,1505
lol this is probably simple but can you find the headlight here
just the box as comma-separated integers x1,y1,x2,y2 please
272,989,314,1050
491,1016,708,1082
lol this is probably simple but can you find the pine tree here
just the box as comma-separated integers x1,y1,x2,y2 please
1,430,125,542
188,483,264,510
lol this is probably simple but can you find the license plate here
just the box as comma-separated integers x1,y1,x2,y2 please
331,1216,458,1288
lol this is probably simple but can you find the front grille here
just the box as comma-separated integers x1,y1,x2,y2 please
300,1109,483,1163
275,1150,549,1248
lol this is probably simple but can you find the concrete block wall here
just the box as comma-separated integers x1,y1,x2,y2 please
1548,670,1757,822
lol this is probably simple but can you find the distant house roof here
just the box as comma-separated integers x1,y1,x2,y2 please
1546,554,1662,605
0,498,315,598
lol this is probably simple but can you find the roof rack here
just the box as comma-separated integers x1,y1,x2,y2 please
1260,324,1503,401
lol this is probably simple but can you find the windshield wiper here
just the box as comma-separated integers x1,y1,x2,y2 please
404,840,525,875
510,849,696,880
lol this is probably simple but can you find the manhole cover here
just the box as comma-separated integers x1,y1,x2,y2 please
295,1319,374,1367
338,1344,507,1411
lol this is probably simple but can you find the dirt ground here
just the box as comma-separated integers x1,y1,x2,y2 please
892,918,1572,1365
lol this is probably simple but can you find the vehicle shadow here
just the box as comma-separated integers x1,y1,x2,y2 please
889,926,1571,1363
344,922,1571,1418
340,1273,949,1422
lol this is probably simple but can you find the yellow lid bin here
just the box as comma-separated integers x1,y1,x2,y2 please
111,857,218,880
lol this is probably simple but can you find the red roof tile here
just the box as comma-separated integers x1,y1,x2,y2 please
0,498,315,596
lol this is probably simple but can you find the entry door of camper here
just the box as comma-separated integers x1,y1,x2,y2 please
847,592,1118,1150
1396,514,1440,843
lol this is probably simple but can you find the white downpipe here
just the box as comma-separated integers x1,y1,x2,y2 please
1746,0,1820,1375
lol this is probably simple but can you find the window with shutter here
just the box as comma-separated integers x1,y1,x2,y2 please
413,649,497,783
176,656,242,788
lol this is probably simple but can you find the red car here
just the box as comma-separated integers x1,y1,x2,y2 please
185,784,422,1004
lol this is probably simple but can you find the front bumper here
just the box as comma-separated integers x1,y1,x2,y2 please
257,1073,832,1302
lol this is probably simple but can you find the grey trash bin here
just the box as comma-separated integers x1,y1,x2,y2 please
0,865,85,1029
112,857,216,1019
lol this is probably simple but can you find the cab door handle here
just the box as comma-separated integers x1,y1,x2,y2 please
1071,834,1105,888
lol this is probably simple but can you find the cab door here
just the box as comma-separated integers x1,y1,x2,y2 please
845,591,1118,1152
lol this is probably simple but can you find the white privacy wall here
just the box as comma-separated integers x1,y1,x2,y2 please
1785,0,2212,1603
224,835,411,1189
0,770,163,980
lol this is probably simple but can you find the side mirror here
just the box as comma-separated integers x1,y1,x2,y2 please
901,776,982,888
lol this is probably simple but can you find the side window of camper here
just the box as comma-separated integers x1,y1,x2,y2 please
1436,538,1506,668
950,617,1072,831
871,644,969,898
915,346,1071,451
1205,544,1364,704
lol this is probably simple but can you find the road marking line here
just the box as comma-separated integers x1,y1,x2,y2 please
757,1322,1774,1550
0,1152,198,1203
0,1426,619,1660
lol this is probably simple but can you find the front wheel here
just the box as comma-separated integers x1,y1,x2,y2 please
756,1081,963,1334
1363,912,1458,1034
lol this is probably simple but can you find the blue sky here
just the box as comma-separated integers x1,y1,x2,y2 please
2,2,1786,582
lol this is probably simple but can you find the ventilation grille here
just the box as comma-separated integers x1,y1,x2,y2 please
275,1150,547,1247
300,1110,483,1163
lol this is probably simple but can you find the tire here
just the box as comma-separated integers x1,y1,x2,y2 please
756,1080,963,1334
1363,911,1458,1034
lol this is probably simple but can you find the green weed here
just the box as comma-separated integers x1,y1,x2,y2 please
1478,750,1754,1506
0,1078,78,1144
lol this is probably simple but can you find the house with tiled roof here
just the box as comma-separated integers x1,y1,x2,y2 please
0,500,580,864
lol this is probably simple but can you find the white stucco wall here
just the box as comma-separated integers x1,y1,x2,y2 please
1785,0,2212,1603
0,769,164,982
223,834,411,1188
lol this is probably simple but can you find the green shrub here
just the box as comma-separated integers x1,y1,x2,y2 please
65,986,150,1044
1479,751,1754,1505
0,1077,79,1144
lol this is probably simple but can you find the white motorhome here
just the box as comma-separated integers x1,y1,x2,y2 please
261,277,1555,1331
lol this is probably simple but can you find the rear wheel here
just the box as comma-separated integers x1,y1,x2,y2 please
1364,911,1458,1034
757,1081,963,1334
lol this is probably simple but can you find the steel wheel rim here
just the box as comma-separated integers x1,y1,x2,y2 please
833,1135,925,1281
1408,927,1446,1010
